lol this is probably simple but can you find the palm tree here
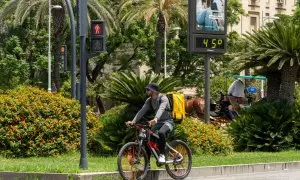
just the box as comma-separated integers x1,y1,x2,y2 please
232,20,300,102
119,0,187,74
103,71,180,105
0,0,115,90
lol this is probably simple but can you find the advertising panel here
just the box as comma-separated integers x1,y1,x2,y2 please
196,0,225,33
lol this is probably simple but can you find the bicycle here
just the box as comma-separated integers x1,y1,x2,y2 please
117,123,192,180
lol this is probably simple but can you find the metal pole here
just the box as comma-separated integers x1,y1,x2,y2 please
261,80,264,98
204,54,210,123
79,35,87,169
164,28,167,78
76,82,80,100
240,14,243,34
48,0,52,92
65,0,76,98
79,0,88,170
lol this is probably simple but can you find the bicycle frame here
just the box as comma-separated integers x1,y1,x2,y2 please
133,124,183,165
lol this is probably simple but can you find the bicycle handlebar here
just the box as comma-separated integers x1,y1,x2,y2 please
128,123,150,129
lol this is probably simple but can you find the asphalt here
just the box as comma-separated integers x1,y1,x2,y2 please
1,161,300,180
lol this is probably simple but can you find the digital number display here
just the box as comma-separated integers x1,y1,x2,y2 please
195,37,225,49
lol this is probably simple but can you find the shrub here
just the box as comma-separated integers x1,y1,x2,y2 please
228,99,300,152
103,71,181,105
0,56,29,91
93,105,233,155
0,86,101,157
92,105,140,154
174,117,233,155
197,76,234,102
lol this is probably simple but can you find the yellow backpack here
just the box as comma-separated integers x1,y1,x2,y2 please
165,92,186,122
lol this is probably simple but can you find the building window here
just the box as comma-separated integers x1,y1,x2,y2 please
276,0,284,4
250,17,257,31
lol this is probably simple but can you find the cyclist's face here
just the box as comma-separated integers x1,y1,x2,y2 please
146,88,153,96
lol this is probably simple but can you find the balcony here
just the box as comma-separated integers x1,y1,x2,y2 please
248,0,260,11
275,0,286,11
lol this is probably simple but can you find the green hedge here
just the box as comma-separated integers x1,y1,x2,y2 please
228,99,300,152
93,105,233,155
0,86,101,157
174,117,233,155
92,105,139,154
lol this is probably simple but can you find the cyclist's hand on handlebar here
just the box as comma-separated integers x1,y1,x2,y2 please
125,121,133,126
149,118,157,127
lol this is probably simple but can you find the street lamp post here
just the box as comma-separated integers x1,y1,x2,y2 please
65,0,76,98
48,0,62,92
164,26,181,78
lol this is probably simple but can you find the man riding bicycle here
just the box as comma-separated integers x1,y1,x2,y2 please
126,83,174,164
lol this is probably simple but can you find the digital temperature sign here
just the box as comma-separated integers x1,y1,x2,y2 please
190,34,226,54
196,37,225,49
188,0,227,54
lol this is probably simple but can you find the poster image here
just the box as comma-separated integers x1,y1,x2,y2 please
196,0,225,33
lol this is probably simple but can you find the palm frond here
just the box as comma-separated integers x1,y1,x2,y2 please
236,20,300,71
103,71,180,105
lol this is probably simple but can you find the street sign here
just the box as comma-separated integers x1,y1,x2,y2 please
90,20,106,52
188,0,227,54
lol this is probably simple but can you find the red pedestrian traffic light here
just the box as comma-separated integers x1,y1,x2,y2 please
90,20,106,52
92,23,103,35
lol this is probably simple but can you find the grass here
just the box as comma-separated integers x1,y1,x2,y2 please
1,151,300,173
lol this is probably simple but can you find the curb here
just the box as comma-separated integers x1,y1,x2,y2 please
1,161,300,180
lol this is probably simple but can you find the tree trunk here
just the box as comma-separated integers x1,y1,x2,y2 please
154,12,165,74
279,64,299,102
244,68,250,87
265,71,281,100
96,96,106,114
154,37,163,73
52,4,65,91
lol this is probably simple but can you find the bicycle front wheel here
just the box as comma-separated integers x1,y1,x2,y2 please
165,140,192,179
117,142,149,180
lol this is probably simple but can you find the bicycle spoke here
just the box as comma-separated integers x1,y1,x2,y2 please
118,143,148,180
165,140,192,179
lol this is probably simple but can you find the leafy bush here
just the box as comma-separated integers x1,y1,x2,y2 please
174,117,233,155
93,105,140,154
197,76,234,101
296,83,300,104
103,71,181,105
0,86,101,157
228,99,300,152
0,56,29,91
93,106,233,155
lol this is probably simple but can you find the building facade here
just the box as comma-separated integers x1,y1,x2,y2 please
230,0,298,34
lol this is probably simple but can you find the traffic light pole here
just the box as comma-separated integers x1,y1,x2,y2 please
79,35,88,170
78,0,88,170
65,0,76,98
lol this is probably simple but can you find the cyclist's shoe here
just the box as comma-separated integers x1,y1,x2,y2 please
158,154,165,163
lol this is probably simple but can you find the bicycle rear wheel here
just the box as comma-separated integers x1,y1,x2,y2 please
117,142,149,180
165,140,192,179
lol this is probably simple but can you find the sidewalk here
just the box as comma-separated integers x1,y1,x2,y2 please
1,161,300,180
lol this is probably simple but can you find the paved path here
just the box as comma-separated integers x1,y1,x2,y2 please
184,169,300,180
